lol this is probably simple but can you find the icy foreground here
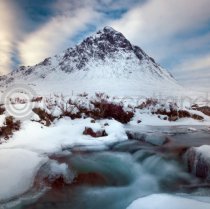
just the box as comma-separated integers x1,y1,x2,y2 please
127,194,210,209
0,118,127,201
0,95,210,202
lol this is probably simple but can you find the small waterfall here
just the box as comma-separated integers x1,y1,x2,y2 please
3,135,210,209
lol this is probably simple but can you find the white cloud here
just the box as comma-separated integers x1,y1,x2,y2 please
171,54,210,91
18,6,100,66
174,54,210,74
110,0,210,40
0,0,104,71
0,1,23,74
109,0,210,58
17,0,141,67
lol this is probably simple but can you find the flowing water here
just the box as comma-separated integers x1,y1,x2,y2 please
2,126,210,209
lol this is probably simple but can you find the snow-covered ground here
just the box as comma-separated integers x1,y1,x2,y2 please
0,118,127,153
131,111,210,126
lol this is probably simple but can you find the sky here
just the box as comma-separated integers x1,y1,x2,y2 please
0,0,210,91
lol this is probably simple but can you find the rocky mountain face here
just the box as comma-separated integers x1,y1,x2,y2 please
0,26,181,96
59,26,156,72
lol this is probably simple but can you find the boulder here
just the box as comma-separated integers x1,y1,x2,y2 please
83,127,108,138
126,131,168,146
144,134,168,146
185,146,210,179
126,131,145,141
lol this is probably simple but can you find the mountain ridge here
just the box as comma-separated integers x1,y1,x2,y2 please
0,26,182,97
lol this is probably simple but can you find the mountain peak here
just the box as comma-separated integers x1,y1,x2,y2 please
75,26,133,57
0,26,179,96
103,26,118,33
94,26,130,45
103,26,115,32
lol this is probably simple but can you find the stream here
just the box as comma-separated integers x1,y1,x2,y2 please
2,126,210,209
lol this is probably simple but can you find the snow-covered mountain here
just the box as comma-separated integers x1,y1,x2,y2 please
0,26,183,97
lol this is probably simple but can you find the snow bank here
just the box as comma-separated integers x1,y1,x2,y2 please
0,118,127,154
0,149,47,201
127,194,210,209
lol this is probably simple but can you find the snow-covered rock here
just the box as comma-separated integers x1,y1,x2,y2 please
45,160,74,184
127,194,210,209
31,113,40,121
144,134,168,146
188,127,197,132
0,149,47,201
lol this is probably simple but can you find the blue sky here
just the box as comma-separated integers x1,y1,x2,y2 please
0,0,210,91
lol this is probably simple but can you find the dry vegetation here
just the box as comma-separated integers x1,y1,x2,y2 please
33,107,55,126
33,93,134,125
137,98,204,121
0,105,5,115
192,105,210,117
0,116,21,140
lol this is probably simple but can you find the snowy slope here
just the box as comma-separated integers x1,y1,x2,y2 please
0,26,182,97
